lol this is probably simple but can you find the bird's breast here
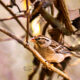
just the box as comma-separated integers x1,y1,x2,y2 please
35,46,71,63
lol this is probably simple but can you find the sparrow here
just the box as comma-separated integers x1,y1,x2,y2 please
31,35,72,63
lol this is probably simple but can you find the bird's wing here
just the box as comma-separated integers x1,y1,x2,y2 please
50,40,71,54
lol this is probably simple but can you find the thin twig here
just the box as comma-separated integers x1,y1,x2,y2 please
30,1,53,22
0,35,25,42
7,0,21,12
42,23,49,35
0,0,26,32
30,1,43,22
0,14,25,21
0,28,70,80
0,0,32,37
26,0,30,42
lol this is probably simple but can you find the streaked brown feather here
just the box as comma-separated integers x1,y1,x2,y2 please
33,36,71,63
50,40,71,54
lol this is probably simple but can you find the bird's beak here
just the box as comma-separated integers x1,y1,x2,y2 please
31,37,36,42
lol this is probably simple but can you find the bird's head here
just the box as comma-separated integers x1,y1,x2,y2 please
31,35,52,48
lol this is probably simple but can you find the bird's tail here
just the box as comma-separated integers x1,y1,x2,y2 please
71,51,80,58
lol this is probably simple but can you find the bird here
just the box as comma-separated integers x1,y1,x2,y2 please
31,35,72,63
31,35,76,80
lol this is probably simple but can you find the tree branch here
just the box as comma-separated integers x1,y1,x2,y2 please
0,28,70,80
40,8,73,35
57,0,74,32
0,14,25,21
31,1,75,35
26,0,30,42
0,35,25,42
42,22,49,35
0,0,26,32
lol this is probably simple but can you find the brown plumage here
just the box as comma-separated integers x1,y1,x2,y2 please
31,35,71,63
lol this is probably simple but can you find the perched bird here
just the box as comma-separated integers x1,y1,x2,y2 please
31,35,78,80
31,35,72,63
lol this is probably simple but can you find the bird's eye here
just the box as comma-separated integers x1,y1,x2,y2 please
35,37,40,41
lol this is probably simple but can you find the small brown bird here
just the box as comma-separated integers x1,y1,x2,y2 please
31,35,72,63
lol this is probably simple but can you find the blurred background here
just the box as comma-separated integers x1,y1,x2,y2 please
0,0,80,80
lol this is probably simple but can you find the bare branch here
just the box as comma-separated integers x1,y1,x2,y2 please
0,0,26,32
53,0,75,33
0,14,25,21
0,35,25,42
7,0,21,12
59,0,74,32
30,1,74,35
0,28,70,80
30,1,43,22
40,8,73,35
42,23,49,35
26,0,30,42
